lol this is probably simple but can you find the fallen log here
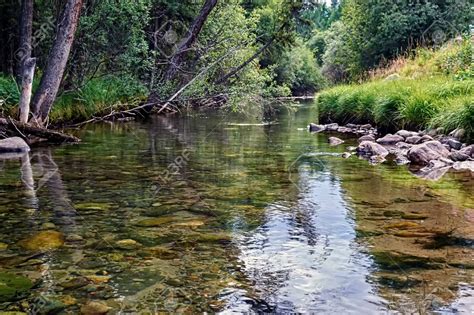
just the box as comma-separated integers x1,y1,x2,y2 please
0,118,80,143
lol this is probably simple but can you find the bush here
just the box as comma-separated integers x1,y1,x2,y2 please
276,40,326,95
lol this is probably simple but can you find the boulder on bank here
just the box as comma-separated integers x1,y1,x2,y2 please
308,123,325,133
396,130,419,139
407,141,450,165
376,134,404,145
328,137,344,146
325,123,339,131
357,141,389,158
405,136,422,144
459,144,474,157
448,150,470,162
358,134,375,143
0,137,30,153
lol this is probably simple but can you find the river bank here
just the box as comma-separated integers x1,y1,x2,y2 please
316,39,473,142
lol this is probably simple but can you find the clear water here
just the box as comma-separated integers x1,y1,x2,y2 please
0,103,473,314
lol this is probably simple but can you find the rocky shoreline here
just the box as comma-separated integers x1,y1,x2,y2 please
309,123,473,180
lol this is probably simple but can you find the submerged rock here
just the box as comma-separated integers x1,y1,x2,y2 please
80,301,111,315
407,141,450,165
17,230,64,251
115,239,142,250
134,217,175,227
328,137,344,146
0,272,33,302
0,137,30,153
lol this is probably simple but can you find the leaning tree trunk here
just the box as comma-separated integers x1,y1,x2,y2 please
30,0,83,125
164,0,218,81
16,0,34,79
148,0,218,106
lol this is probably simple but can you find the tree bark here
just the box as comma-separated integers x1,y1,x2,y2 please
148,0,218,106
18,57,36,123
164,0,218,81
16,0,34,79
30,0,83,124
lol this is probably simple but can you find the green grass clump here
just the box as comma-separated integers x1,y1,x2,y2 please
317,39,474,141
0,74,148,123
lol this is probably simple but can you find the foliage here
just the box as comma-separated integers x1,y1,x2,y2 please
317,40,474,141
275,40,326,95
323,0,472,81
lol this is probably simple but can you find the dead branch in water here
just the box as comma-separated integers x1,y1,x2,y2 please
0,117,80,143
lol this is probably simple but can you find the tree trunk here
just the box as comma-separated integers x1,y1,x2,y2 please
30,0,83,124
16,0,34,79
148,0,218,106
164,0,218,81
18,57,36,123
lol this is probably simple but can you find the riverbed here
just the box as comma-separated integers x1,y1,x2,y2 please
0,103,473,313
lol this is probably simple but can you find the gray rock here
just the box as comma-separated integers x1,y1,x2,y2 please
452,161,474,172
447,138,462,150
0,137,30,153
342,152,352,159
459,144,474,157
448,150,470,162
337,127,352,133
309,123,325,133
325,123,339,131
396,130,419,139
376,134,404,145
407,141,451,165
346,146,357,152
346,123,358,129
395,142,412,150
360,124,372,130
395,153,410,165
328,137,344,146
449,128,465,140
420,134,434,142
358,134,375,143
357,141,389,158
405,136,422,144
416,160,452,180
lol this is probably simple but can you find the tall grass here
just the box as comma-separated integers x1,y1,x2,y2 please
317,38,474,141
0,74,148,123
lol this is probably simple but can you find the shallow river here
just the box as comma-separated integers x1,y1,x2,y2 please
0,103,473,314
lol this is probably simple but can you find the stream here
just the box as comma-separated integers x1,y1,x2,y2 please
0,103,473,314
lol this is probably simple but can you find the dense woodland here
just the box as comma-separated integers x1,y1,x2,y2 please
0,0,472,126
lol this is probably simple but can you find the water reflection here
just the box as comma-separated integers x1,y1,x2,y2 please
0,104,472,313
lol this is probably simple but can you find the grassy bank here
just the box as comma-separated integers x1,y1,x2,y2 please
0,75,147,124
317,39,474,141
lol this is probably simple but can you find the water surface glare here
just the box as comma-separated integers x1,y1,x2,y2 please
0,104,473,314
